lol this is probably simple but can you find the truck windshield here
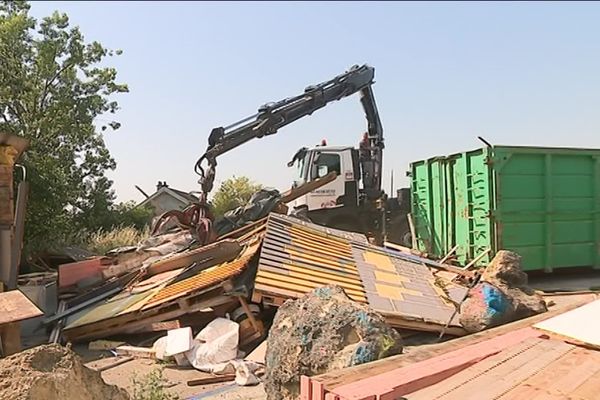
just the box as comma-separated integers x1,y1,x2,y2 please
294,153,310,186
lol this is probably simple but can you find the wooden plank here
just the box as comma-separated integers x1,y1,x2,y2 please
88,340,126,351
328,328,543,400
464,248,491,270
62,291,234,342
0,289,43,325
0,322,20,356
237,296,262,334
280,172,337,203
147,239,242,277
187,374,236,386
90,356,134,372
310,298,592,393
408,338,572,400
439,245,458,264
187,370,265,386
533,299,600,348
407,213,417,249
218,217,267,241
246,340,266,364
116,345,156,359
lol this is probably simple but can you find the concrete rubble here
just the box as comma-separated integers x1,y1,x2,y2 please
460,250,547,333
264,285,402,400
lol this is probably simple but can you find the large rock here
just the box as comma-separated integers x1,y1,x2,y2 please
459,250,547,333
264,285,403,400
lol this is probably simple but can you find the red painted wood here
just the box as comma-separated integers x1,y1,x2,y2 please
301,376,312,400
58,257,111,288
311,380,325,400
331,327,542,400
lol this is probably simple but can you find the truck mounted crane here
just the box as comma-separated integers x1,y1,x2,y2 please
195,64,410,244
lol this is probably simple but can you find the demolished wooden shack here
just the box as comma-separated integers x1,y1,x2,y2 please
50,212,471,343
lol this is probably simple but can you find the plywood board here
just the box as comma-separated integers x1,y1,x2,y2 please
0,290,43,325
534,299,600,348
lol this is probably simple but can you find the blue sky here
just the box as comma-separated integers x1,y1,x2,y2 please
30,1,600,202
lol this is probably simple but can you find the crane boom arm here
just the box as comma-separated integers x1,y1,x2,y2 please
195,64,384,196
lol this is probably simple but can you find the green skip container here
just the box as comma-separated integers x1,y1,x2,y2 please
410,145,600,272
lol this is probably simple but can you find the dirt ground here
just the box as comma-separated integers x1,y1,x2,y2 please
83,352,267,400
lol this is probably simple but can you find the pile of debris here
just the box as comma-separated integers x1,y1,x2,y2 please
0,344,128,400
9,178,548,399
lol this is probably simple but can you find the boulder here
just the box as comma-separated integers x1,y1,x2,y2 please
460,250,547,333
264,285,403,400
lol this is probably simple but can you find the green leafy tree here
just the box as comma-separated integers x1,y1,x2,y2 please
211,176,263,217
0,1,128,254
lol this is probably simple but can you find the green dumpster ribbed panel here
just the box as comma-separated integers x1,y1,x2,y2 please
411,145,600,272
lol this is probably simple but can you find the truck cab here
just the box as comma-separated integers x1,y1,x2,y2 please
289,145,360,212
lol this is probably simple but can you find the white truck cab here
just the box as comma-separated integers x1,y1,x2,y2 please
289,145,360,211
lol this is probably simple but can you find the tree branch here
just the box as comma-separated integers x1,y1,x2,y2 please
39,62,74,113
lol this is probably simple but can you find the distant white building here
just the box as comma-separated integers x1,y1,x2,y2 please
137,181,198,217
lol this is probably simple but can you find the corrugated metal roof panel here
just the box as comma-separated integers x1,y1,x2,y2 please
255,214,465,332
255,214,367,303
352,243,465,327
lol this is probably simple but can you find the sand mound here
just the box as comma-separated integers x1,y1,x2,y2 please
0,344,129,400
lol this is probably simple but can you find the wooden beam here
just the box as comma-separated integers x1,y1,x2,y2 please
439,245,459,265
407,213,417,249
280,172,338,204
237,296,262,335
146,239,241,277
464,248,491,270
0,322,20,356
328,328,542,400
90,356,134,372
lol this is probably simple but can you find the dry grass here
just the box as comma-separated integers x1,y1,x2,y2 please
85,225,150,255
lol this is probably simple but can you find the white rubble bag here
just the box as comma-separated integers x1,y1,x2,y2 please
184,318,262,386
185,318,240,370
